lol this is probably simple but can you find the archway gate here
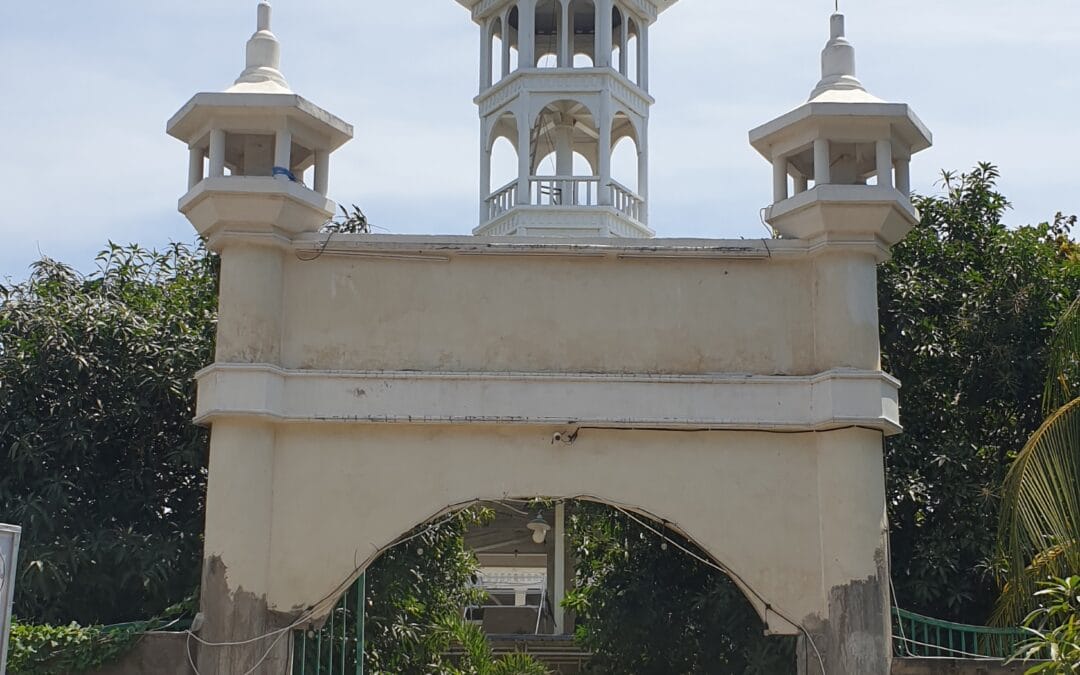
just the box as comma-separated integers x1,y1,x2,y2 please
187,227,903,675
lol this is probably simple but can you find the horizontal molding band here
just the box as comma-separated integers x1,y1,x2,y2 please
195,365,902,435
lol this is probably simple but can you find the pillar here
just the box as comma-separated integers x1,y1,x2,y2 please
598,91,613,205
637,118,649,222
516,103,532,206
209,129,226,178
773,158,790,203
553,503,568,633
197,421,292,675
638,23,649,89
813,138,831,186
188,147,204,190
559,0,571,67
519,0,535,70
502,10,513,78
313,150,329,196
794,174,809,194
894,158,911,197
555,120,574,205
480,133,493,218
274,129,292,177
796,428,892,675
596,0,613,68
875,139,893,189
481,19,494,89
618,14,629,76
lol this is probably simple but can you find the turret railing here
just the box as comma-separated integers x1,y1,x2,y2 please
484,176,646,225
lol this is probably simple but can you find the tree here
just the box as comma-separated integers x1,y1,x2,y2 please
880,163,1080,624
995,295,1080,625
0,243,218,625
564,502,795,674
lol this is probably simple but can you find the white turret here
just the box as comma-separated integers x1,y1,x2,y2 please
458,0,678,238
749,13,932,249
167,1,353,244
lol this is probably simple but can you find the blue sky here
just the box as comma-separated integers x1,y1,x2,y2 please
0,1,1077,280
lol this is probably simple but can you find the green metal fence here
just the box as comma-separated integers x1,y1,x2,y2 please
891,607,1029,659
293,575,365,675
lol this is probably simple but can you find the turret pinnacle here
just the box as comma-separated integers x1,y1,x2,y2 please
809,14,880,103
229,2,291,93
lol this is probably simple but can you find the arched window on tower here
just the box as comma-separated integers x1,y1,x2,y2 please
489,17,504,85
569,0,596,68
611,113,645,222
535,0,560,68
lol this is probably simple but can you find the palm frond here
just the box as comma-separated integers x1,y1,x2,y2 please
1045,296,1080,413
995,397,1080,625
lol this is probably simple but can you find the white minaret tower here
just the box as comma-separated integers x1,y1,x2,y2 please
166,5,353,672
458,0,678,238
749,13,932,246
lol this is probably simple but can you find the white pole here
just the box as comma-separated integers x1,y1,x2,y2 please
876,139,894,189
553,504,566,634
209,129,226,178
0,524,22,675
813,138,831,186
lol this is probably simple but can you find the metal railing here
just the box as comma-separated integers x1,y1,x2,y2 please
294,575,365,675
891,607,1030,660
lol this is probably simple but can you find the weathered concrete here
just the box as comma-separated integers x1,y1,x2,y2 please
891,658,1038,674
88,633,196,675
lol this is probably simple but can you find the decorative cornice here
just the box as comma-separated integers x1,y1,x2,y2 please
195,365,903,436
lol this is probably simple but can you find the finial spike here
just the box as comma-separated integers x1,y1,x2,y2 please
227,0,290,92
830,13,845,39
257,2,272,32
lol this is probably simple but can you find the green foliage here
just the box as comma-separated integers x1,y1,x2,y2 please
363,507,496,674
995,297,1080,624
8,622,143,674
564,503,794,674
880,163,1080,623
435,618,550,675
0,242,218,624
1009,576,1080,672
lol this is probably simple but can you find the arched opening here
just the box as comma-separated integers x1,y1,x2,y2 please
529,100,599,207
611,135,638,194
535,0,560,68
294,498,796,674
611,5,624,73
490,137,518,194
490,17,504,84
484,112,520,220
569,0,596,67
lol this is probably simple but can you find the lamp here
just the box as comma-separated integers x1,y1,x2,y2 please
527,514,551,544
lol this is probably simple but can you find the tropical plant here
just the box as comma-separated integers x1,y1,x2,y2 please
1009,576,1080,672
880,163,1080,623
995,296,1080,625
436,618,550,675
0,243,218,625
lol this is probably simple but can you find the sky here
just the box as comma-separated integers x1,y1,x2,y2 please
0,1,1077,280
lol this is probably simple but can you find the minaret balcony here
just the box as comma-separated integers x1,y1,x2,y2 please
477,67,653,120
479,175,650,238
